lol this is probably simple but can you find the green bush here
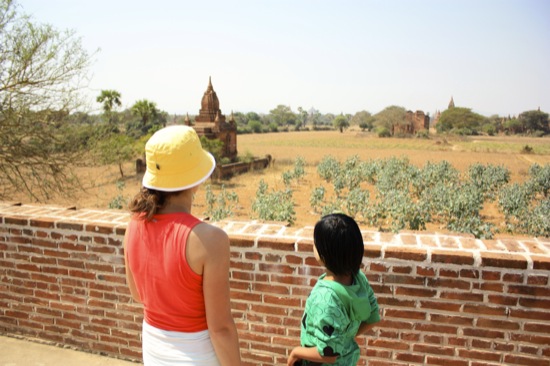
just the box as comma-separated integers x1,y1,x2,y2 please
204,184,239,222
252,179,296,225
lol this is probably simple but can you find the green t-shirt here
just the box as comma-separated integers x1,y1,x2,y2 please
299,271,380,366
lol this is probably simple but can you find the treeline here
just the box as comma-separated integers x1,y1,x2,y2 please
70,100,550,138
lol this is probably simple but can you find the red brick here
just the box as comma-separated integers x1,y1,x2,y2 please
425,356,468,366
527,274,548,285
481,252,528,269
487,294,518,306
395,287,437,298
385,309,427,320
85,223,115,234
4,216,29,225
368,339,410,350
503,354,547,365
415,323,458,335
56,222,84,231
385,247,427,262
476,318,520,330
413,344,454,356
502,272,523,283
432,250,474,265
417,266,436,276
396,352,424,363
463,327,505,339
30,218,56,228
364,244,382,258
257,236,295,251
427,278,471,290
532,255,550,270
524,322,550,334
508,284,550,297
519,298,550,309
510,309,550,321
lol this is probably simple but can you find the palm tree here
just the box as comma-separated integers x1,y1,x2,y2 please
131,99,159,127
96,90,122,131
96,90,122,114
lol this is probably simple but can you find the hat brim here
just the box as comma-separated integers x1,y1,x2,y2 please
142,150,216,192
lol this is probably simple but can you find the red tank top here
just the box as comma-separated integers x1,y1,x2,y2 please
126,212,207,332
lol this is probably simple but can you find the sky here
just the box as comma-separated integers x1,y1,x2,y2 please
17,0,550,117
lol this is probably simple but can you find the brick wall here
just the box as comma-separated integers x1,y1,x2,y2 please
0,202,549,365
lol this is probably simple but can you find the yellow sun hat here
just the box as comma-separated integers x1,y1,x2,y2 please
142,125,216,192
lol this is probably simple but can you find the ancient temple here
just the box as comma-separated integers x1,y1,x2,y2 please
189,77,237,161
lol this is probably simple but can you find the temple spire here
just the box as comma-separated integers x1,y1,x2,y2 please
448,96,455,109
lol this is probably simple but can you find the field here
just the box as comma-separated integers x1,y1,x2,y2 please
11,130,550,237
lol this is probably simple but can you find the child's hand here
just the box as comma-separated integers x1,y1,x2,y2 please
286,348,301,366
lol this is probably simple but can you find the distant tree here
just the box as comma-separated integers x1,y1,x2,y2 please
373,106,407,136
96,89,122,134
132,99,159,127
297,107,308,130
518,109,549,135
0,0,93,201
321,113,336,126
269,105,296,128
436,107,486,135
200,136,224,163
247,120,263,133
333,114,350,133
308,108,322,129
504,118,523,134
96,90,122,114
351,110,374,130
96,134,137,178
127,99,166,138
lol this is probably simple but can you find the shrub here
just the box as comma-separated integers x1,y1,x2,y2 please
204,184,239,222
252,179,296,225
521,145,534,154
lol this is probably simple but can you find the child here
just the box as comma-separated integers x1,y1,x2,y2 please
287,213,380,366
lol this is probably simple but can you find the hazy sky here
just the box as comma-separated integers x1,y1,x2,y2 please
18,0,550,117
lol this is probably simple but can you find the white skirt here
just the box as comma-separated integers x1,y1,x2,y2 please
142,321,221,366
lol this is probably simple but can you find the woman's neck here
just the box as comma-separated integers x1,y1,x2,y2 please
157,191,194,215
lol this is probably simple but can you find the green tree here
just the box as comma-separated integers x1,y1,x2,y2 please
504,118,523,134
308,108,322,129
518,109,549,135
0,0,93,201
127,99,166,138
200,136,224,163
373,106,407,136
132,99,159,126
333,114,350,133
436,107,486,135
96,89,122,114
350,110,373,129
96,89,121,134
296,106,308,130
269,105,296,128
96,134,137,178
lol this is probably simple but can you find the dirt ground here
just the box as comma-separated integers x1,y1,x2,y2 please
8,131,550,238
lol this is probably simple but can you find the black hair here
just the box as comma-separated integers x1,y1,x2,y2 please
313,213,364,276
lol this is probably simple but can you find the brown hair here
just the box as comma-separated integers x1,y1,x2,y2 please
128,187,178,221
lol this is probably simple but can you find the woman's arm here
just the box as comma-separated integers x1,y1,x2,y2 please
123,232,141,303
287,346,337,366
194,224,241,366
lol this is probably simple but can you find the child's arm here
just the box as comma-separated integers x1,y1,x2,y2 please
356,321,375,336
287,346,337,365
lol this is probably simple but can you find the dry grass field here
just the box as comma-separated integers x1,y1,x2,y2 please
10,130,550,237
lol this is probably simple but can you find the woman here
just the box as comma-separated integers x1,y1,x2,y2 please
124,125,241,365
